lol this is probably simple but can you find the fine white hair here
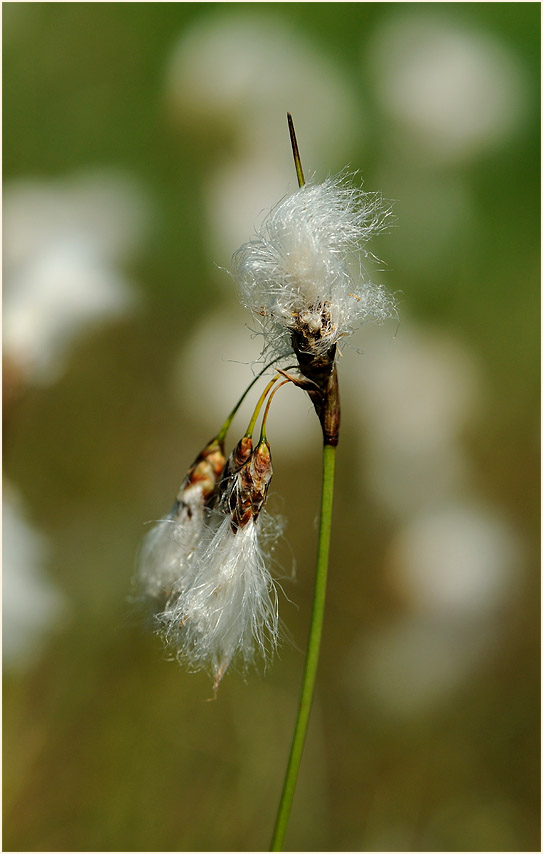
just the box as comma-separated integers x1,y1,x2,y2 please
233,173,397,358
158,511,280,691
136,485,205,599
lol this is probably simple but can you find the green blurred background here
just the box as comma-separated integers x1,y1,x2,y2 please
3,3,540,851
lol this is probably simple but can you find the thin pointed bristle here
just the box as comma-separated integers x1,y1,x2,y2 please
287,113,305,188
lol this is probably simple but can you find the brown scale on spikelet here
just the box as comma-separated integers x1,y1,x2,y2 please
230,439,273,532
172,437,226,519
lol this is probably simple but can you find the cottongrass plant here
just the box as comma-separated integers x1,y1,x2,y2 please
136,114,397,849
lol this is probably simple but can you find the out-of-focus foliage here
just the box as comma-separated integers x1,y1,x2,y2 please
3,3,539,852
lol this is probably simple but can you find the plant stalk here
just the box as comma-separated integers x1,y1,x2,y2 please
270,440,336,851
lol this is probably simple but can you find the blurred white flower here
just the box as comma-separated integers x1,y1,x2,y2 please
364,442,472,521
3,488,68,671
4,171,148,270
351,323,480,453
339,317,524,718
4,244,136,384
203,156,291,268
164,11,361,263
343,322,480,517
367,15,527,163
387,503,521,619
165,12,359,167
344,616,498,718
3,171,148,385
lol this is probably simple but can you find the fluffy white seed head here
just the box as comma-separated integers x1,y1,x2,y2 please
233,173,397,358
136,438,226,599
136,484,206,599
158,511,280,691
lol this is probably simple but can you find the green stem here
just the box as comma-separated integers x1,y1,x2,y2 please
217,359,298,444
270,441,336,851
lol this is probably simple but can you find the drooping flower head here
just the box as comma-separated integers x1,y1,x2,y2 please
137,369,290,693
158,435,279,693
233,172,396,362
136,437,226,598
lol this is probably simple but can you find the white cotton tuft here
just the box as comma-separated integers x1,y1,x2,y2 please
233,173,396,358
158,512,280,690
136,437,226,600
136,485,206,599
